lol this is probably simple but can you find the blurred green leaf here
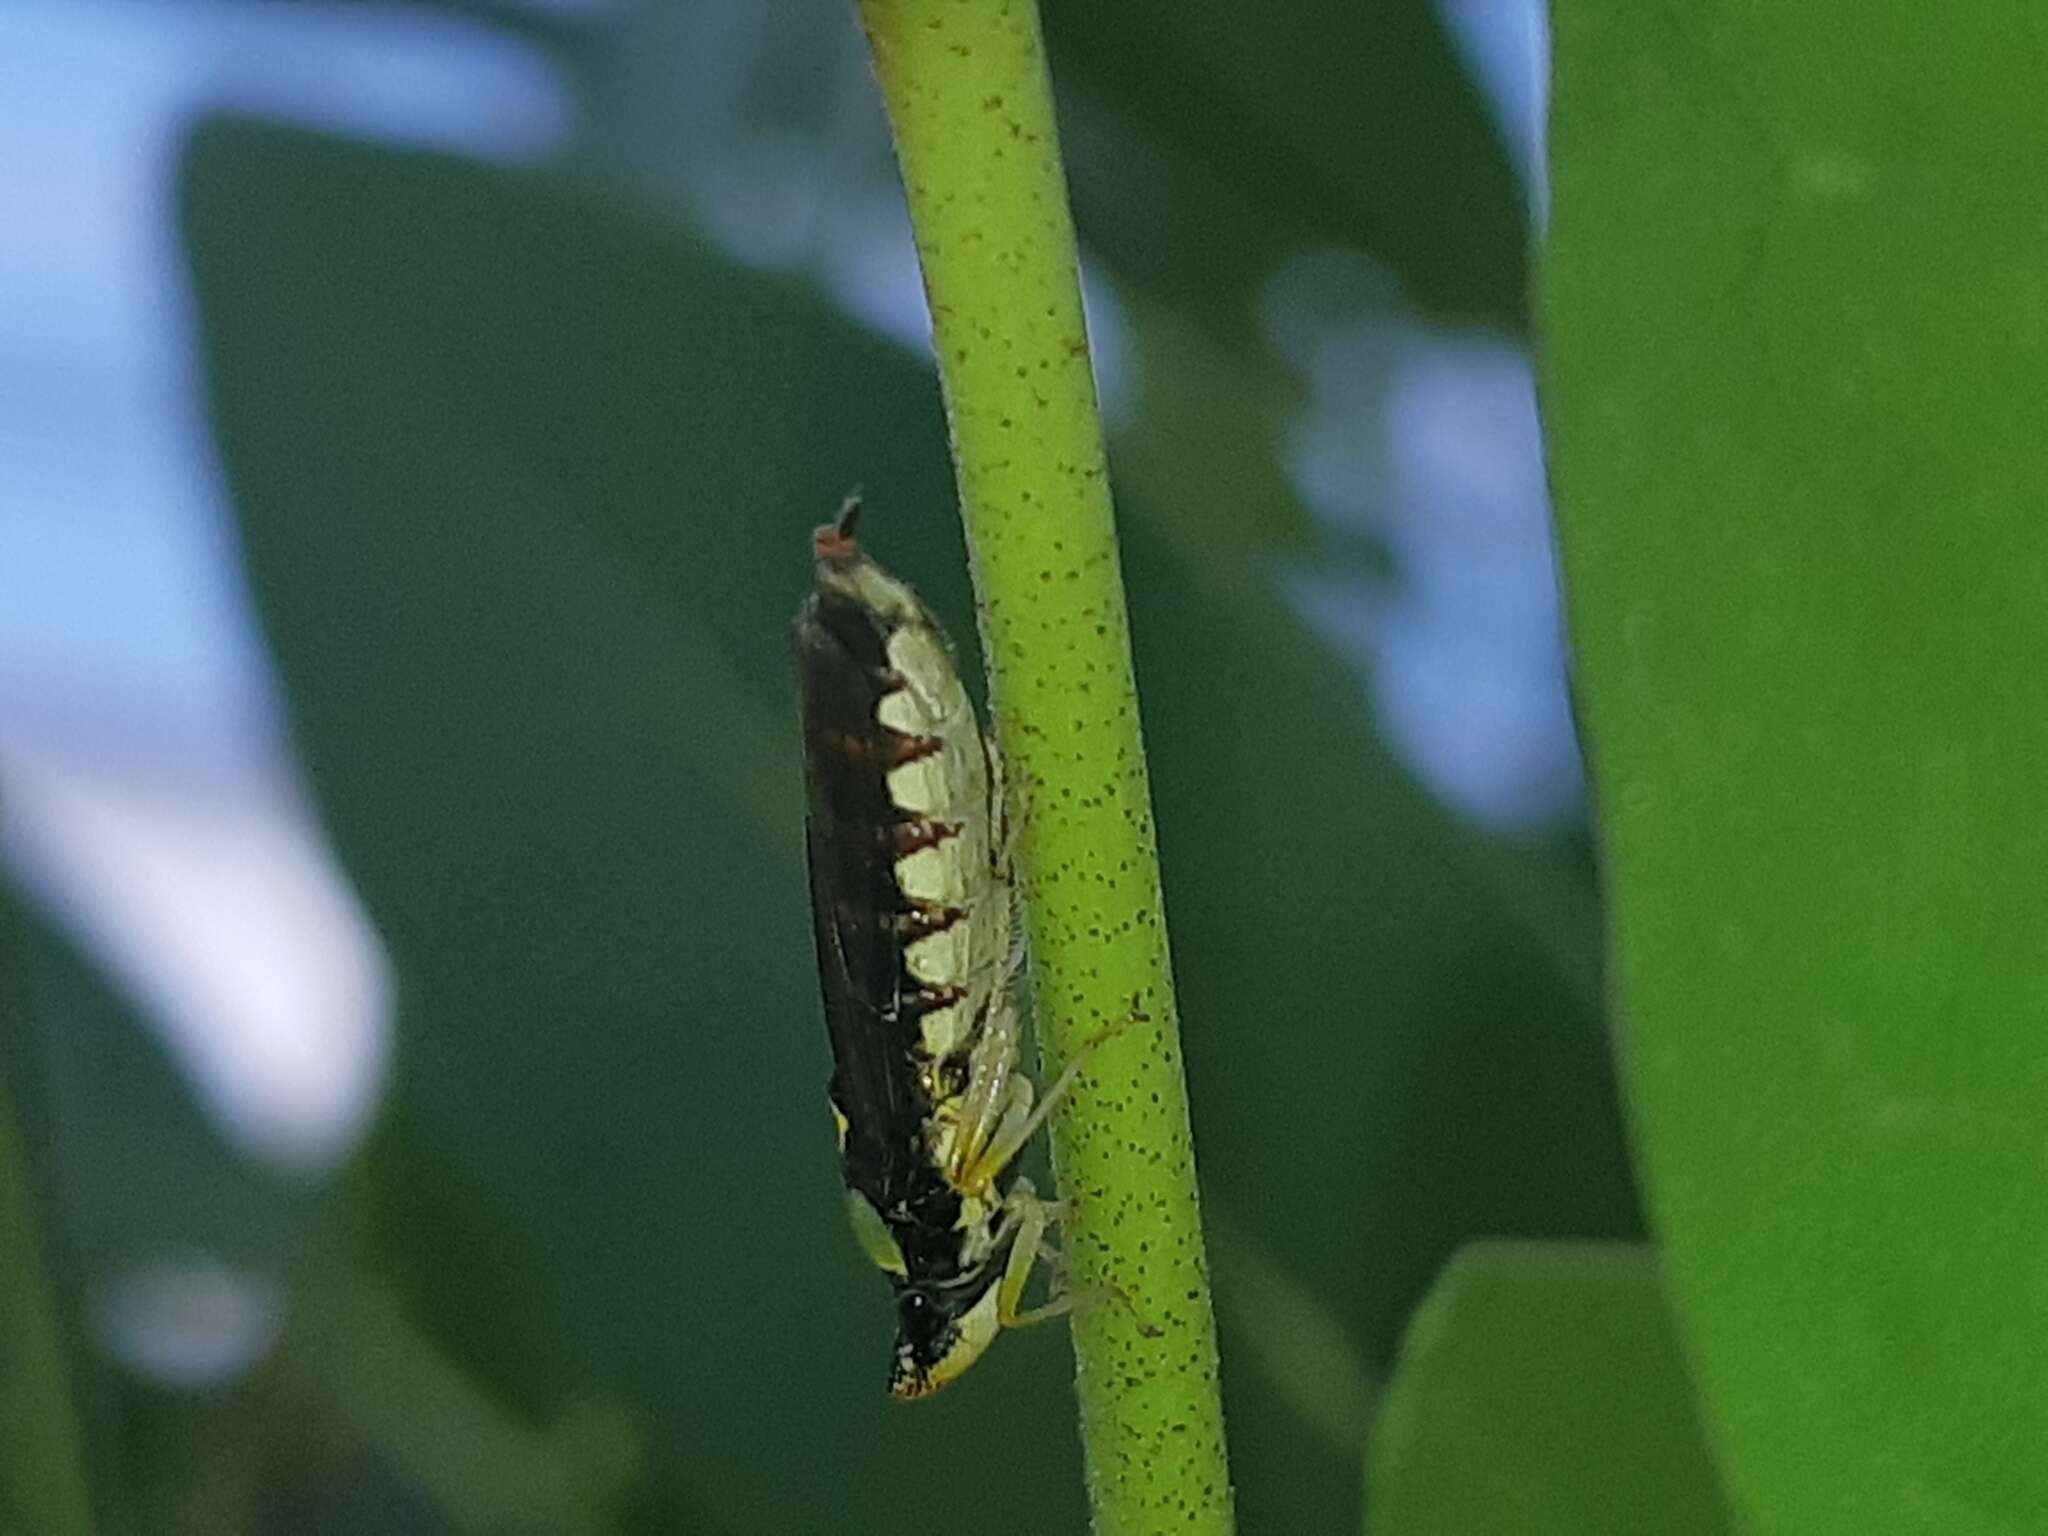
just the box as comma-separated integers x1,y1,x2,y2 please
0,892,93,1536
0,1178,87,1530
1044,0,1529,325
25,902,306,1279
179,111,1634,1534
1205,1200,1374,1460
338,1107,579,1433
1369,1241,1731,1535
1547,5,2048,1530
273,1275,630,1535
1113,291,1317,565
1044,0,1532,590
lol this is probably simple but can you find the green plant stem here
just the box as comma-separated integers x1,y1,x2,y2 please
853,2,1232,1530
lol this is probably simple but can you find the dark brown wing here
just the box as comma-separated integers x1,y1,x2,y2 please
794,585,928,1206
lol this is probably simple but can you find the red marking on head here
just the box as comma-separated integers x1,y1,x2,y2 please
812,495,863,562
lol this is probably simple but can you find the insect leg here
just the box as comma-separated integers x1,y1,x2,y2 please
959,1014,1134,1194
994,1181,1114,1329
944,992,1024,1186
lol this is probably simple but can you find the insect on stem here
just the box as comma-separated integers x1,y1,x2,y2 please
793,502,1086,1399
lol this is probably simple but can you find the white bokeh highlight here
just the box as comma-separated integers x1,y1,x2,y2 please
2,743,394,1173
1271,258,1580,835
1434,0,1551,224
2,5,568,1187
95,1250,287,1392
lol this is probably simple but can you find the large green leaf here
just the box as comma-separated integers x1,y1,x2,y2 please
1369,1242,1731,1534
1547,6,2048,1530
180,114,1634,1532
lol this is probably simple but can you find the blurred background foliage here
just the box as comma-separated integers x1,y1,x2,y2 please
1,1,1709,1531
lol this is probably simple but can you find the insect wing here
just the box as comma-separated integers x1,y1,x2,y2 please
795,582,925,1194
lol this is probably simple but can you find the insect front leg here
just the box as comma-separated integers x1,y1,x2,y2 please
993,1179,1114,1329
